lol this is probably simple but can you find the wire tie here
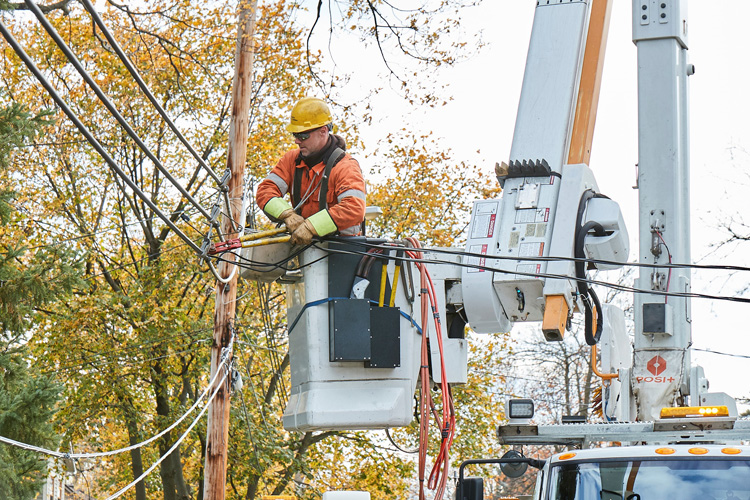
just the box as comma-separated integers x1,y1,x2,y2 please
420,288,428,294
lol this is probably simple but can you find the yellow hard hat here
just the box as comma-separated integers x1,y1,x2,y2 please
286,97,332,133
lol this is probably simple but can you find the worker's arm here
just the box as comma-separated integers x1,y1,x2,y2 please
323,156,366,234
255,150,296,220
290,157,365,245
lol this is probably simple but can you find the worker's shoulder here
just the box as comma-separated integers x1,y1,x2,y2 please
277,148,300,166
331,152,363,177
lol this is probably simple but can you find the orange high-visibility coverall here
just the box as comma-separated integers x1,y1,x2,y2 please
256,140,366,236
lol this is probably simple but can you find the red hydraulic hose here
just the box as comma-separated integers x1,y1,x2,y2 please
406,237,455,500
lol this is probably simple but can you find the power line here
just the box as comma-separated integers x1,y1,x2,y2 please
46,345,209,379
0,20,203,254
78,0,225,187
11,202,215,252
356,240,750,274
0,350,231,460
693,348,750,360
39,327,213,375
105,363,231,500
24,0,218,229
310,240,750,305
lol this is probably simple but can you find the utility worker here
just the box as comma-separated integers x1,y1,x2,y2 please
257,97,366,245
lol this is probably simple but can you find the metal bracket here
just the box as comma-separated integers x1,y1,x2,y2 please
498,420,750,447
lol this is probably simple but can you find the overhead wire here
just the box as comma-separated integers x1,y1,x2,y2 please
693,347,750,360
212,238,750,306
0,20,202,254
39,326,213,375
309,240,750,305
104,361,231,500
254,280,289,408
353,239,750,274
0,350,230,460
77,0,225,187
24,0,218,230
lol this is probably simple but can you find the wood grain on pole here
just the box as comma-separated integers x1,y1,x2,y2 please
203,3,256,499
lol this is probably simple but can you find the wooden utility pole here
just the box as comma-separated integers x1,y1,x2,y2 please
203,2,256,499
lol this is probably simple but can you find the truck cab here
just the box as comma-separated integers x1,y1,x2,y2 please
539,445,750,500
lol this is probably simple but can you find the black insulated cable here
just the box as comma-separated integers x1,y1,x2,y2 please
0,20,202,254
313,241,750,305
576,219,606,345
24,0,216,227
344,239,750,274
78,0,224,187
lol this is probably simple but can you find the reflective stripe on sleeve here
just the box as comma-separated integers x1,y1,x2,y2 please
263,197,293,219
337,189,366,203
266,172,289,194
339,224,362,236
307,209,338,237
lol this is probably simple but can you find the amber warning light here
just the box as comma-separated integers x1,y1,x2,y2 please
659,406,730,419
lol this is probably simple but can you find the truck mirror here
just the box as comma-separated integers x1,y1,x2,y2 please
499,450,528,478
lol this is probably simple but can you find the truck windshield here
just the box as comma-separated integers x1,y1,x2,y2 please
548,459,750,500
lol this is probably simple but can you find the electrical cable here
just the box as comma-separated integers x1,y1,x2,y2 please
39,329,212,375
24,0,219,229
77,0,224,187
313,241,750,305
407,237,454,500
0,20,202,254
655,228,673,303
693,347,750,360
575,214,606,345
16,205,209,252
0,353,230,459
343,239,750,274
256,280,288,409
104,363,231,500
384,428,419,454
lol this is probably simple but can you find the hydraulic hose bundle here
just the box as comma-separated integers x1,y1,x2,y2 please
405,237,456,500
575,190,606,346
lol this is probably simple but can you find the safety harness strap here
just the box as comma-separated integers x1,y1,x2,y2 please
291,147,345,214
318,147,345,211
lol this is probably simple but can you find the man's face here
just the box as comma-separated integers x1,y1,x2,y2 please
294,126,329,157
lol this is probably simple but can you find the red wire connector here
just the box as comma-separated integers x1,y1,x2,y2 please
207,238,241,255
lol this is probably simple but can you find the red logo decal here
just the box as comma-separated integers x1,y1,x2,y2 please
488,214,496,238
647,355,667,376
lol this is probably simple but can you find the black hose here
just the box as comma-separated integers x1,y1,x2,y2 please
574,195,607,346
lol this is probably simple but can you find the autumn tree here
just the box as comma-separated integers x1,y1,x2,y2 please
3,1,311,498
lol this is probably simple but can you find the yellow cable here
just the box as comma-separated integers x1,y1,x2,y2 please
378,262,388,307
389,264,401,307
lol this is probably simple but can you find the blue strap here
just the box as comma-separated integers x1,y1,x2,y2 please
287,297,422,335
